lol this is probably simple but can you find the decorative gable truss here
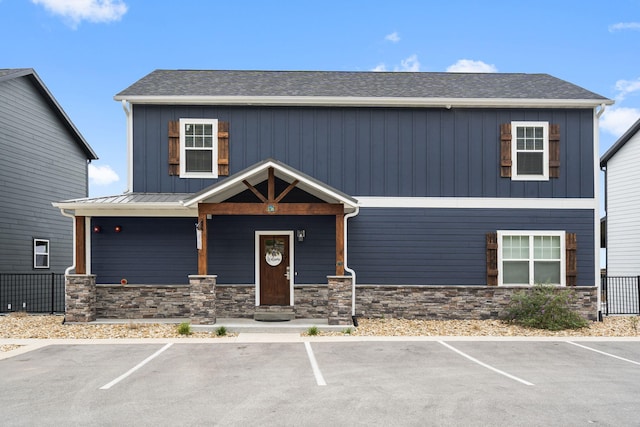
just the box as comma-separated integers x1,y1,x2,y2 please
500,123,560,179
168,120,230,177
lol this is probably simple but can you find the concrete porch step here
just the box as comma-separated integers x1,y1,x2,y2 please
253,305,296,322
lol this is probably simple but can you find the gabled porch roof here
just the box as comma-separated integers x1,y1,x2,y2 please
183,158,359,213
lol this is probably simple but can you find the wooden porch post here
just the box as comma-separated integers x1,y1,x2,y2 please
335,213,345,275
197,212,208,275
75,216,86,274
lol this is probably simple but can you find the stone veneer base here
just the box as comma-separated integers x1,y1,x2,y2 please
87,283,598,322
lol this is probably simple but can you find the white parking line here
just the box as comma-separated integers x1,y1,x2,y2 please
100,343,173,390
567,341,640,366
438,341,534,386
304,342,327,386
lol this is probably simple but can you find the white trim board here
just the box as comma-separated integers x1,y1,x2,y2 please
355,197,597,210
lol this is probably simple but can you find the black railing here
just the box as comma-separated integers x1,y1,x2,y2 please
601,276,640,316
0,273,65,314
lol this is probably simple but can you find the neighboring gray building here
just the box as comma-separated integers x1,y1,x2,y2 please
0,68,98,275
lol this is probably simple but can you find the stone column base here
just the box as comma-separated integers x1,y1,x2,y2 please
327,275,353,325
65,274,96,322
189,275,217,325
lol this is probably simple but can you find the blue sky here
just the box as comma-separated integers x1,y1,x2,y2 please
2,0,640,197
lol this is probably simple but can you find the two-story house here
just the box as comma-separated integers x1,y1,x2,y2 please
54,70,611,324
1,68,97,313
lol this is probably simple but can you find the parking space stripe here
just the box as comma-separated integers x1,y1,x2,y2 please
304,342,327,386
99,343,173,390
567,341,640,366
438,341,534,386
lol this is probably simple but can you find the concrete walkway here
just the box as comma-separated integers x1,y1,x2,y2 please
89,317,347,334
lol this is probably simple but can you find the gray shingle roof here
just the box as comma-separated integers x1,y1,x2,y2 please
1,68,98,160
600,117,640,166
115,70,610,102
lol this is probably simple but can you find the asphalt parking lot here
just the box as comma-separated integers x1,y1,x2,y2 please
1,337,639,426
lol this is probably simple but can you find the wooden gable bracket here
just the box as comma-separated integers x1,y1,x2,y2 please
197,166,346,275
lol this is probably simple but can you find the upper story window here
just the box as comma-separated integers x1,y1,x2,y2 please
500,122,560,180
34,239,50,269
511,121,549,181
179,118,218,178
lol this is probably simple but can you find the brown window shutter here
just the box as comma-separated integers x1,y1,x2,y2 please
168,121,180,176
218,121,229,176
486,232,498,286
500,123,512,178
566,232,577,286
549,124,560,178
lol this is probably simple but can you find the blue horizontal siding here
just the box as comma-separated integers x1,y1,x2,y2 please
132,105,595,198
91,208,595,287
348,208,595,286
91,216,335,285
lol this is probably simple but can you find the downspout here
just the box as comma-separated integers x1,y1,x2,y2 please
594,103,607,320
343,205,360,322
121,100,133,192
59,209,76,275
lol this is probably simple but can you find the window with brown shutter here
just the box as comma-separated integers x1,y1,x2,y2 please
500,122,560,180
486,232,498,286
566,232,577,286
490,230,574,286
500,124,512,178
168,119,230,177
168,121,180,176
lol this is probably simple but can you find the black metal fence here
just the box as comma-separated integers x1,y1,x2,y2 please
0,273,65,314
601,276,640,316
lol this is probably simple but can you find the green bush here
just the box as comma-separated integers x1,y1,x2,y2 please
215,326,227,336
503,284,589,331
307,326,319,336
177,322,192,336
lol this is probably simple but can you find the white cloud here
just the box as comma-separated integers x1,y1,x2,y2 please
385,32,400,43
614,77,640,101
600,107,640,136
396,54,420,71
446,59,498,73
608,22,640,32
370,55,420,72
32,0,128,27
88,163,120,186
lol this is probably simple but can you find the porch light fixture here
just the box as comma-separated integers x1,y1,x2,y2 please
93,225,101,233
296,230,306,242
114,225,123,233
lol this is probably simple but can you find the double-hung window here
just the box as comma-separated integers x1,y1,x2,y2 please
34,239,50,269
179,118,218,178
511,121,549,181
498,231,565,286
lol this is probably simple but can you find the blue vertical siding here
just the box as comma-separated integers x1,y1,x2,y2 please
132,105,595,198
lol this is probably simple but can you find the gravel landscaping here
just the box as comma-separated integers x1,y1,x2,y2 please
1,313,639,351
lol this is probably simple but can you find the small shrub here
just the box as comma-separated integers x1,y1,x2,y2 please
307,326,319,336
215,326,227,336
503,284,589,331
177,322,192,336
342,327,353,335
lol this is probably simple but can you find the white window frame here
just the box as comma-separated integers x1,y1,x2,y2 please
497,230,565,286
179,118,218,179
511,121,549,181
33,239,50,269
